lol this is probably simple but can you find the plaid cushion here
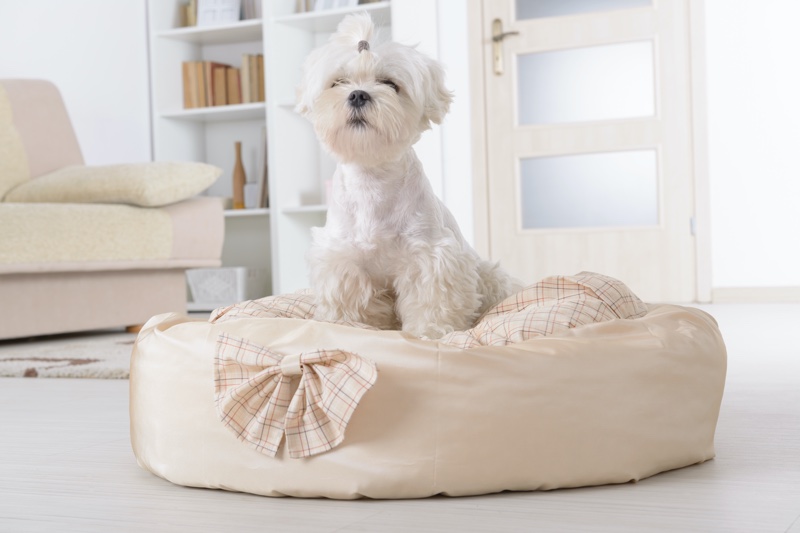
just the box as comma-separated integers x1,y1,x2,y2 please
211,272,647,348
442,271,647,348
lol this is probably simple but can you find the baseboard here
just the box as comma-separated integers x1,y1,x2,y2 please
712,286,800,303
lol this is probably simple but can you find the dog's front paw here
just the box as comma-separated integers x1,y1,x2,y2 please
313,304,342,323
403,322,453,340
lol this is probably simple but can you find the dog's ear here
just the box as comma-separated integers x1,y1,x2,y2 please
295,45,329,118
295,87,310,117
294,85,311,117
422,56,453,126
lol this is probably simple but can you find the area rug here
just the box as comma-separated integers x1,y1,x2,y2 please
0,330,137,379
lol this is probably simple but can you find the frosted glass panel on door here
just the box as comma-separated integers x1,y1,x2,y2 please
520,150,659,229
517,41,655,125
516,0,651,20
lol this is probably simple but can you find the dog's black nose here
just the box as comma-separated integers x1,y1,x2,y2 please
348,90,371,108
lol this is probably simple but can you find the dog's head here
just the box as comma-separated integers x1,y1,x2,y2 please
296,13,453,165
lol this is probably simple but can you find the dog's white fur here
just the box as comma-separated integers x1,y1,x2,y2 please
297,13,521,339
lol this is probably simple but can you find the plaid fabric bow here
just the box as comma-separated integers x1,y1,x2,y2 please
214,333,378,458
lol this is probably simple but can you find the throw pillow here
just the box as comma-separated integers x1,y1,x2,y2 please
4,161,221,207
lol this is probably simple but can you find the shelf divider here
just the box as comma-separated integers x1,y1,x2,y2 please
161,102,266,122
282,205,329,214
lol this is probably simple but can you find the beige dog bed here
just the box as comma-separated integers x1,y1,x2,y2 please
130,272,727,499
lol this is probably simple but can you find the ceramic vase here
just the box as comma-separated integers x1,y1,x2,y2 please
232,141,246,209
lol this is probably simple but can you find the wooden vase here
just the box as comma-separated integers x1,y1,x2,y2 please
232,141,246,209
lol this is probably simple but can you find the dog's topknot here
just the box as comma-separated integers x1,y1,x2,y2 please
296,13,376,116
333,12,374,50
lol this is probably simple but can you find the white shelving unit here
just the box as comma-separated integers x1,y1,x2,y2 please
157,19,264,44
147,0,392,305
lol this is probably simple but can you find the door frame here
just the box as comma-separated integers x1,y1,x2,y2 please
466,0,712,302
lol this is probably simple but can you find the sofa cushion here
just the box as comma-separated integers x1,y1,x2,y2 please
0,197,224,273
0,203,171,266
4,162,221,207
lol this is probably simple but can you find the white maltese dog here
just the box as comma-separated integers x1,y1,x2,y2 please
297,13,521,339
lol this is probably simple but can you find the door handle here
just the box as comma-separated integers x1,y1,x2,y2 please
492,19,519,75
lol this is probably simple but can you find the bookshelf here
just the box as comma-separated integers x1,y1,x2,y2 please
147,0,392,306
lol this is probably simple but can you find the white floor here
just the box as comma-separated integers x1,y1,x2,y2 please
1,304,799,533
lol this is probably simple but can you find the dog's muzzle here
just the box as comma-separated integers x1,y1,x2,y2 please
348,90,371,108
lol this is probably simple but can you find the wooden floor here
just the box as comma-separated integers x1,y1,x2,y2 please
1,304,799,532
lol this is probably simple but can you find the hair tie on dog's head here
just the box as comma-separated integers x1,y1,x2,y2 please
358,40,370,53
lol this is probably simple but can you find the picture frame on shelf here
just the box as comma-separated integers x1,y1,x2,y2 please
197,0,242,27
314,0,359,11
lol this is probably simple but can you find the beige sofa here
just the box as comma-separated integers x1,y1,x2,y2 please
0,79,224,340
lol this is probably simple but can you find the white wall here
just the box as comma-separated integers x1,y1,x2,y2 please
437,0,474,246
704,0,800,288
0,0,151,165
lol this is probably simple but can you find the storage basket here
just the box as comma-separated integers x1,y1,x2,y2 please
186,267,268,306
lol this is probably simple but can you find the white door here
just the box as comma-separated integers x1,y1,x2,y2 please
482,0,697,302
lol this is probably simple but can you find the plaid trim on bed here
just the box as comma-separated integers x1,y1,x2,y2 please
210,272,647,349
215,333,378,459
210,288,380,331
211,289,316,323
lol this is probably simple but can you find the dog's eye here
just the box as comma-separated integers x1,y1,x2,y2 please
377,79,399,93
331,78,347,88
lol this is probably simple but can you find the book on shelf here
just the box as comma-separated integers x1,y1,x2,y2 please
257,55,265,102
181,0,198,26
181,55,264,109
226,68,241,105
248,54,258,104
182,62,194,108
205,62,228,107
195,62,207,107
238,53,264,104
241,0,262,19
212,66,228,106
